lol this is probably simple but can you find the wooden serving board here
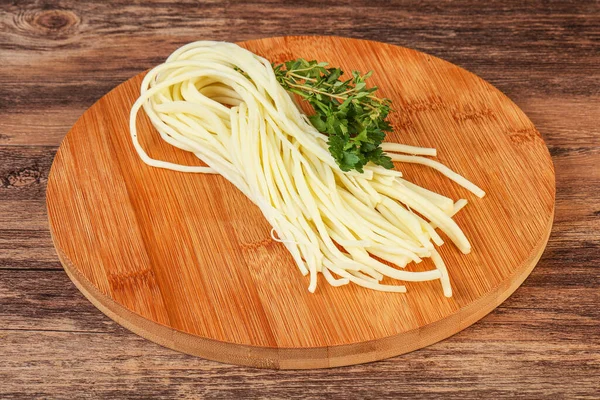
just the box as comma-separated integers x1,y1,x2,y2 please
46,36,555,369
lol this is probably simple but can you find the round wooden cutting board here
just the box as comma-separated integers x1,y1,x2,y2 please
47,36,555,369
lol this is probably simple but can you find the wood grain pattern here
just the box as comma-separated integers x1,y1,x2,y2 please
1,0,598,397
45,36,555,368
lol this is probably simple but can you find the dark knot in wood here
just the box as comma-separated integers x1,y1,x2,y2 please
2,166,42,188
20,9,80,37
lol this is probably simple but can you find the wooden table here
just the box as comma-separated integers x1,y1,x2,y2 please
1,1,598,398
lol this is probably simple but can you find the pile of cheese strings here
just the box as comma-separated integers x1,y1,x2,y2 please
130,41,485,297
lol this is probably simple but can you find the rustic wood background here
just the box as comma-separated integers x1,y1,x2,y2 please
1,0,598,398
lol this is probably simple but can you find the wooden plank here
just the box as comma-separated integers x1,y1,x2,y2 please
0,200,49,231
1,1,597,73
0,230,59,270
0,270,118,333
0,328,597,399
0,146,55,200
520,97,600,148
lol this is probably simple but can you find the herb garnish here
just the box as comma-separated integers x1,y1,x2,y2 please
273,59,393,172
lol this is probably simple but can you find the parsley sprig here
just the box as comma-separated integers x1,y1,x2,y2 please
273,59,394,172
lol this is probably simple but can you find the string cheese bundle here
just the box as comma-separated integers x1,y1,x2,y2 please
129,41,485,297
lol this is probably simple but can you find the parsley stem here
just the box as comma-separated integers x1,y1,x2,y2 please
287,72,317,82
285,82,346,101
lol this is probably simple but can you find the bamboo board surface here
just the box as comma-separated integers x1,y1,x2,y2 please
46,36,555,369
